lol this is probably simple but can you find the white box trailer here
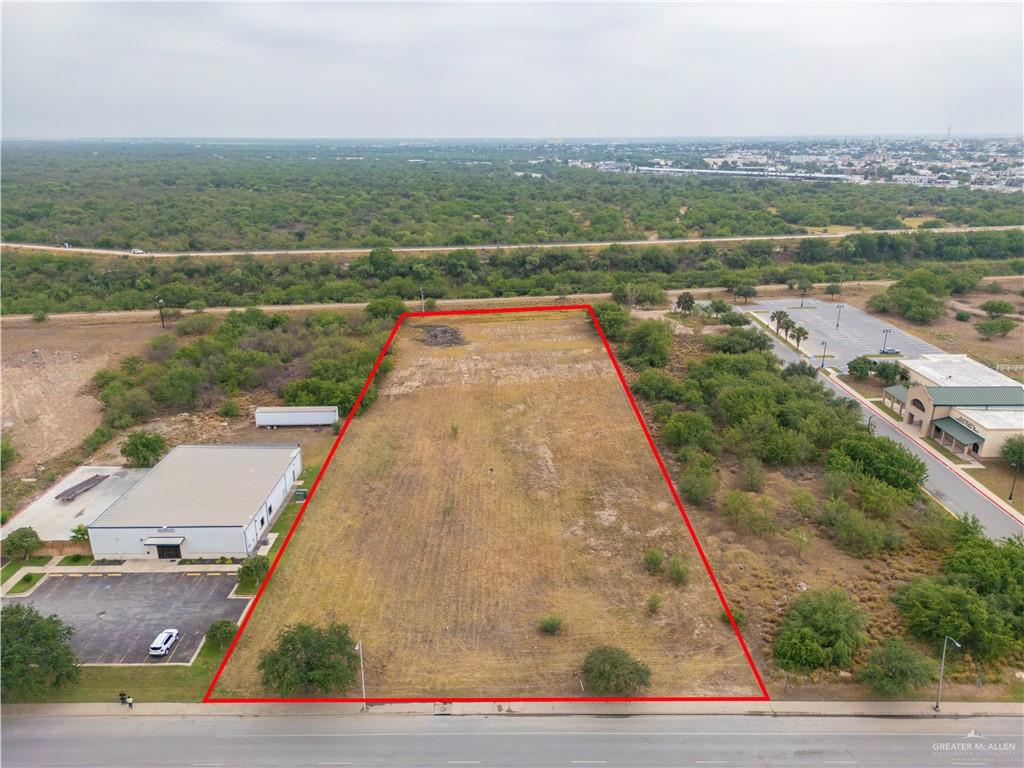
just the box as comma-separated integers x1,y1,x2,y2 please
255,406,339,428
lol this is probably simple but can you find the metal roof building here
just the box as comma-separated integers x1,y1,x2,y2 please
88,444,302,560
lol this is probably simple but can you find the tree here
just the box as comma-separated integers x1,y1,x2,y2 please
206,619,238,649
1,603,79,700
979,299,1014,318
662,411,719,452
591,301,630,342
873,361,905,386
365,296,407,320
580,645,652,696
773,589,866,671
856,638,935,698
70,524,90,543
708,298,731,317
705,328,772,354
798,279,814,297
847,356,875,379
976,318,1016,340
259,622,360,696
791,326,809,351
238,555,270,586
120,431,167,468
623,321,673,368
828,432,927,491
770,310,790,334
3,527,42,560
1001,435,1024,489
675,292,695,314
734,284,757,303
825,283,842,297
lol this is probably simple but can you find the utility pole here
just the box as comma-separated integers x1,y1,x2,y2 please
820,340,828,369
933,635,961,712
155,296,166,329
356,640,367,712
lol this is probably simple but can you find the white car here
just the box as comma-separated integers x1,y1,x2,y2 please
149,628,180,657
130,248,145,255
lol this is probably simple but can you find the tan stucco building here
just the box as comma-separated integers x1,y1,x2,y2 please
881,354,1024,459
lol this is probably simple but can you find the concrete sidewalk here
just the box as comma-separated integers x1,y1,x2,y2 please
5,700,1022,719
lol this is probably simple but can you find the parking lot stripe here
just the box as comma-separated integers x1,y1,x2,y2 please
87,573,104,577
186,572,202,577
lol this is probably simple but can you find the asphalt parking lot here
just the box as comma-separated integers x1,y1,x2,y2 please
748,299,942,372
6,573,246,664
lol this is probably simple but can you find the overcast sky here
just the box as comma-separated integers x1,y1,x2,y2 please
3,2,1021,138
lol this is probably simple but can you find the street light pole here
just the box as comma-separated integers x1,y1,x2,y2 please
866,415,875,433
1009,464,1019,502
882,327,892,352
836,304,845,328
356,640,367,712
155,297,165,329
933,635,961,712
820,340,828,369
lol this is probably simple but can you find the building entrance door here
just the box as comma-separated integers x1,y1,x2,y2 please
156,544,182,559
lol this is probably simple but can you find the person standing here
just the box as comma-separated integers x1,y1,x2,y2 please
119,690,127,706
126,695,133,711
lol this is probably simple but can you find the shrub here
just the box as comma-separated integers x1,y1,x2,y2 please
773,589,865,671
718,311,751,326
705,328,772,354
581,645,652,696
538,614,564,635
613,282,667,308
623,321,673,368
238,555,270,586
954,310,971,322
789,488,817,517
259,622,360,696
70,524,89,543
856,638,935,698
662,411,719,452
175,311,218,336
642,548,664,575
81,426,115,454
591,301,630,342
0,434,17,472
786,526,812,560
853,474,915,520
651,402,674,424
31,310,48,322
828,433,926,491
120,431,167,468
820,498,903,557
976,317,1016,340
739,458,765,492
720,607,747,627
910,504,961,551
365,296,407,320
3,527,42,560
979,299,1014,318
219,399,241,418
847,356,875,379
646,594,662,615
207,619,238,649
720,490,778,536
679,466,718,505
666,556,689,586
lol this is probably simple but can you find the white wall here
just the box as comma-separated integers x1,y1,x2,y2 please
88,526,247,559
256,409,338,426
241,449,303,555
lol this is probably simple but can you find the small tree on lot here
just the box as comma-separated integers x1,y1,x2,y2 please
581,645,652,696
846,356,874,379
773,589,866,672
591,301,630,342
734,284,757,303
3,527,42,560
365,296,407,320
1,603,80,700
856,638,935,699
976,318,1016,340
70,524,90,543
238,555,270,586
666,556,689,586
979,299,1014,318
642,548,663,575
206,619,238,649
259,622,359,696
538,614,564,635
120,431,167,468
675,292,695,314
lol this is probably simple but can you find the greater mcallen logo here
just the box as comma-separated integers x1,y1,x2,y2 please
933,730,1019,760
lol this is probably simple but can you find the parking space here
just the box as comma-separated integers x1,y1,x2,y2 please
748,299,942,372
5,573,246,664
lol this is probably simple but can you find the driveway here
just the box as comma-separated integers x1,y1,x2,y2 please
5,573,246,664
747,299,941,372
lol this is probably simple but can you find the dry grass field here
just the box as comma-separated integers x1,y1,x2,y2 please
213,311,762,699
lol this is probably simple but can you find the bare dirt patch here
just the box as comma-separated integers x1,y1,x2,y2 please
214,312,762,699
1,323,163,471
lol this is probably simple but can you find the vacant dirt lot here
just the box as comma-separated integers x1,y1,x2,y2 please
1,322,164,471
214,312,761,699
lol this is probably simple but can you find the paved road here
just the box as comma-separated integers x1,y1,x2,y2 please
3,224,1021,259
758,332,1022,539
3,713,1021,767
4,573,245,664
748,299,942,372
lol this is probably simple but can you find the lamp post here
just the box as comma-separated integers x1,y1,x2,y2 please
835,303,845,328
866,414,875,433
882,327,892,352
820,340,828,369
933,635,961,712
355,640,367,712
1009,463,1019,503
155,297,166,329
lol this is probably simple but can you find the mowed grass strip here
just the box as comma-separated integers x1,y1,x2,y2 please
214,312,761,699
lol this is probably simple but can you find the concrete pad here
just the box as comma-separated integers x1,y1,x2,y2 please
1,466,147,541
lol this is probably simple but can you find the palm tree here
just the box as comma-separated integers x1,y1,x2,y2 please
791,326,809,351
770,310,790,334
780,317,796,339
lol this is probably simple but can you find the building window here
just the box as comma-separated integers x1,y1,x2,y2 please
910,398,926,411
260,517,265,528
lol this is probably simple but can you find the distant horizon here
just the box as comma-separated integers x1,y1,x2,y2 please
4,134,1023,143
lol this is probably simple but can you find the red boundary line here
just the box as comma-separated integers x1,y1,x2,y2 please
204,304,770,703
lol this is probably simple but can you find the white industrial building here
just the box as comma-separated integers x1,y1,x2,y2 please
255,405,338,427
88,444,302,559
